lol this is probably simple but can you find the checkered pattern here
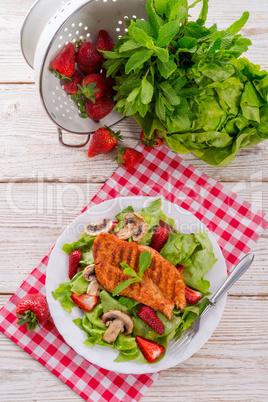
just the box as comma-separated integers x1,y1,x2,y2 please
0,145,267,402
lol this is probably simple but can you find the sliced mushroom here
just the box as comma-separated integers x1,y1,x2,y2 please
101,310,134,344
82,264,95,280
86,275,102,296
117,213,147,242
85,218,113,236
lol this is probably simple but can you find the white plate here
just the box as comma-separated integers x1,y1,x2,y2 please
46,196,227,374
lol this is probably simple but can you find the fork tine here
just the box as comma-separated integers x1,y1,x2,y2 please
169,329,196,353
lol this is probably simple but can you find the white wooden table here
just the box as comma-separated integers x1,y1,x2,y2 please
1,0,268,400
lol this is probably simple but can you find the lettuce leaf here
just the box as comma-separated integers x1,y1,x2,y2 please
52,281,76,313
62,233,95,255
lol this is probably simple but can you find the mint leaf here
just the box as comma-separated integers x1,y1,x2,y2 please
177,37,197,52
197,0,209,25
112,278,140,297
154,0,167,17
127,87,141,102
156,20,180,47
141,78,154,104
119,40,142,53
135,20,156,38
158,81,181,105
156,95,166,120
122,265,138,278
132,27,155,49
226,11,249,35
157,59,177,79
125,49,154,74
146,0,164,34
105,58,123,77
154,46,169,62
139,251,152,278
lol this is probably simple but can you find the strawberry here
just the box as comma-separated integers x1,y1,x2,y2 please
82,73,107,100
79,62,102,74
71,293,98,311
16,293,50,331
101,71,114,98
177,264,184,273
112,221,118,231
137,306,165,335
76,41,102,68
150,226,170,252
87,127,122,157
69,250,81,279
85,96,114,121
51,42,75,78
140,130,163,148
63,70,83,94
96,30,114,57
159,219,176,233
185,286,202,304
136,336,165,362
115,147,144,169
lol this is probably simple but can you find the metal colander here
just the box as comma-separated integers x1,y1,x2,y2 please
21,0,147,147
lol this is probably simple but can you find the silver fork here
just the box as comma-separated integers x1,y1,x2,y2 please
168,253,254,354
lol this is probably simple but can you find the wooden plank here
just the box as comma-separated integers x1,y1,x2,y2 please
1,83,268,183
0,295,267,401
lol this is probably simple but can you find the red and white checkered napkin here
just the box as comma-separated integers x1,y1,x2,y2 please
1,145,267,402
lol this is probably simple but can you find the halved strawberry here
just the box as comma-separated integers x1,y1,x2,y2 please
177,264,184,273
159,219,177,233
136,336,165,362
150,226,169,252
137,306,165,335
68,250,81,279
71,293,98,311
185,286,202,304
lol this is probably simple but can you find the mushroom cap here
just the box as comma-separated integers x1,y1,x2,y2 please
101,309,134,335
117,213,147,242
82,264,95,280
85,218,113,236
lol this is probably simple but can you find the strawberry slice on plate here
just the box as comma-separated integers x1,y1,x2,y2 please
136,336,165,362
68,250,81,279
185,286,202,304
71,293,98,311
137,306,165,335
150,226,170,252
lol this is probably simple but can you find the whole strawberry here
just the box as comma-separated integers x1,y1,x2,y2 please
82,73,107,100
63,70,83,94
51,42,75,78
96,30,114,57
116,147,144,169
85,96,114,121
150,226,170,252
79,62,101,74
16,293,50,331
137,306,165,335
88,127,122,157
69,249,81,279
76,41,102,68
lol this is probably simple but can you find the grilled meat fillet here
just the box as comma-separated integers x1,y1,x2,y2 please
92,233,186,319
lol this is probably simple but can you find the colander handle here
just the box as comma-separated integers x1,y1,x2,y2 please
58,128,91,148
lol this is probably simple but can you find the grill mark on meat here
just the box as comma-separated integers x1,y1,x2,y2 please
155,261,162,285
126,246,133,266
93,239,100,259
171,281,176,301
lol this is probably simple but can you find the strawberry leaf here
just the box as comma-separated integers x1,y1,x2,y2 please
49,68,72,83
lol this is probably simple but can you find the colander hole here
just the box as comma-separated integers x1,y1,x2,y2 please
75,115,78,118
71,23,75,27
118,35,122,38
71,105,74,109
113,0,117,2
124,28,128,32
66,109,70,113
79,22,82,26
76,30,79,34
56,86,59,90
62,93,66,98
72,38,76,42
54,16,57,20
52,99,55,103
124,16,128,19
118,20,122,24
132,15,137,18
60,105,63,108
59,35,63,40
64,28,68,32
69,117,73,120
86,33,90,37
58,44,62,48
68,33,72,37
58,97,61,100
64,102,68,105
52,91,55,95
56,107,59,111
61,8,65,12
62,113,65,117
116,28,120,32
84,26,88,30
103,0,107,2
65,41,69,45
80,36,84,39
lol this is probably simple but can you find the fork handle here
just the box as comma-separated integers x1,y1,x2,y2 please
210,253,254,305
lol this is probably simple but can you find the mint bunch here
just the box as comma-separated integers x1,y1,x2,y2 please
103,0,268,166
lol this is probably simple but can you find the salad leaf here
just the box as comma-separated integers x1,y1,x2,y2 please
100,290,128,313
52,281,76,313
70,272,89,295
62,233,95,255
